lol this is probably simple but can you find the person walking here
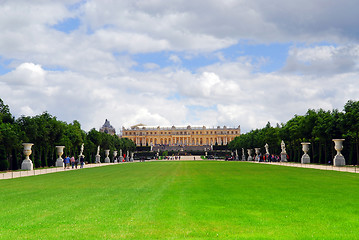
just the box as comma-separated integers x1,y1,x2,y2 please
63,156,70,169
70,156,75,169
80,155,85,168
75,157,79,169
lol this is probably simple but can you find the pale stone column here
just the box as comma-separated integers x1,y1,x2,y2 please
21,143,34,170
55,146,65,167
333,139,345,166
301,142,311,164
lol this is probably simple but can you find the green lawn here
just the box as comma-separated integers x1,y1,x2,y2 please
0,161,358,239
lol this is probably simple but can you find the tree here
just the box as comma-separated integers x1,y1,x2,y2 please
342,100,359,165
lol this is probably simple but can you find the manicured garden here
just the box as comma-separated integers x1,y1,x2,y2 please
0,161,358,239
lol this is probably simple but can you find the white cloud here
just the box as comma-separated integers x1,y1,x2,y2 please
1,62,46,86
1,0,359,135
283,45,359,74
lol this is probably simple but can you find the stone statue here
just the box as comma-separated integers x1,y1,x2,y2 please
80,143,84,156
265,143,269,155
95,145,101,163
281,140,288,162
119,149,123,162
281,140,286,154
242,148,244,155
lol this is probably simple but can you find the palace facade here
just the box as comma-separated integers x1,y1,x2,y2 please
99,119,116,135
121,124,240,146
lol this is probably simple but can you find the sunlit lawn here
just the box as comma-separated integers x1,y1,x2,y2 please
0,161,358,239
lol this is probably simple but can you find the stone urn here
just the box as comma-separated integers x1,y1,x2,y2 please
301,142,311,164
21,143,34,170
104,149,110,163
247,149,253,161
254,148,261,161
333,139,345,166
55,146,65,167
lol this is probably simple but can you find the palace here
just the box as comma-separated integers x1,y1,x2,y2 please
99,119,116,135
121,124,240,146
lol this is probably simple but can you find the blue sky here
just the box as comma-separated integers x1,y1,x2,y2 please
1,0,359,133
52,17,81,34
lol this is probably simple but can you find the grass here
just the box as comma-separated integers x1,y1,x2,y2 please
0,161,359,239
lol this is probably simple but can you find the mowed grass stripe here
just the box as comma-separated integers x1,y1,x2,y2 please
0,161,358,239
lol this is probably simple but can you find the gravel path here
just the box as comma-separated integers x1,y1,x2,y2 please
2,160,357,180
254,161,359,173
0,162,119,180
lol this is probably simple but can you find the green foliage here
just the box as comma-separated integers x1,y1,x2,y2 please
229,102,359,164
0,98,137,169
0,145,9,171
1,96,359,168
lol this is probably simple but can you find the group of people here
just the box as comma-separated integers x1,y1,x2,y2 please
257,154,288,162
63,155,85,169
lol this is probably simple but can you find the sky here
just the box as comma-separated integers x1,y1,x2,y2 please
1,0,359,134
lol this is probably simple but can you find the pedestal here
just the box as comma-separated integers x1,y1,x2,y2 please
55,158,64,167
247,156,253,161
104,157,110,163
334,155,345,166
301,154,310,164
120,156,124,162
21,159,33,170
281,153,287,162
95,155,101,163
242,155,246,161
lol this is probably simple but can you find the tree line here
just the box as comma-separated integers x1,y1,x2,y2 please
228,100,359,165
0,98,135,171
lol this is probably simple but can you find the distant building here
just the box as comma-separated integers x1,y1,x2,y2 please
121,124,240,146
100,119,116,135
